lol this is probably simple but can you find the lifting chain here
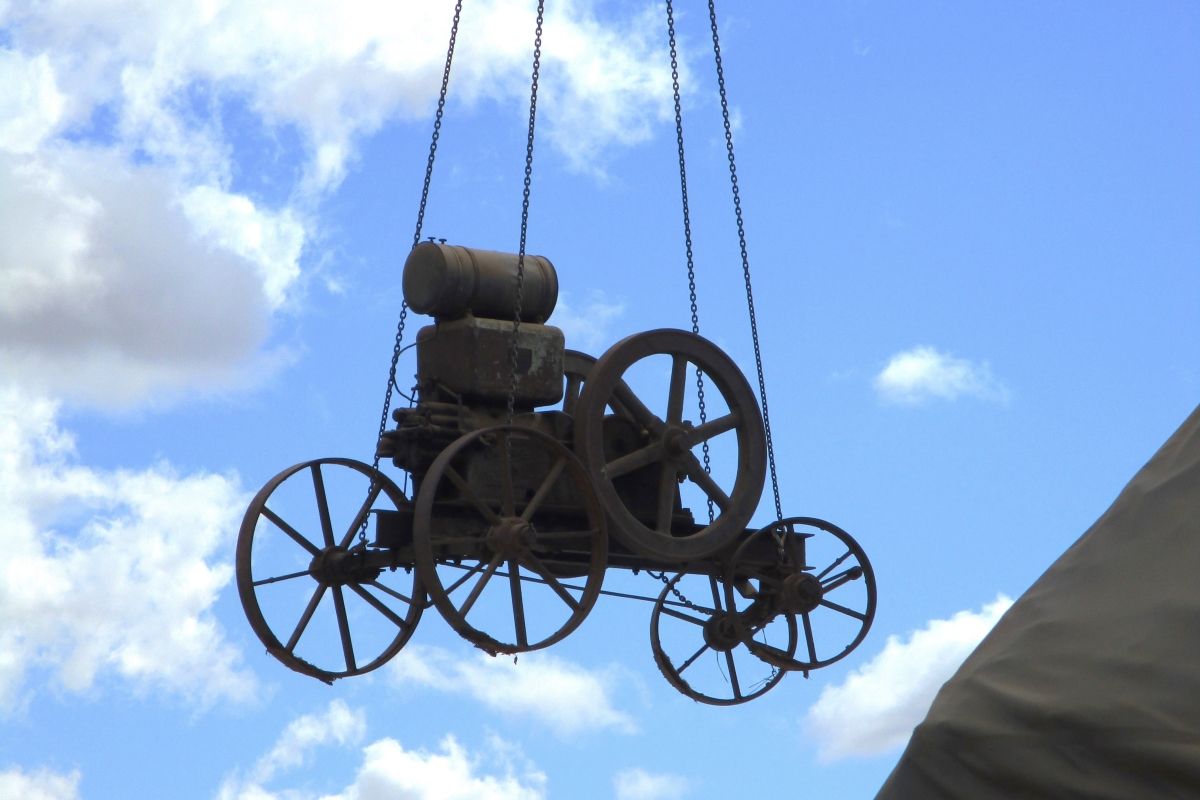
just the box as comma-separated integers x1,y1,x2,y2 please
506,0,545,433
362,0,463,546
707,0,784,523
665,0,715,526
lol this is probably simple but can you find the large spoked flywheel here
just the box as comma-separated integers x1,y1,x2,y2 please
573,329,767,561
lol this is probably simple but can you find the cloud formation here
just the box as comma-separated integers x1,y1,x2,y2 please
874,346,1008,405
389,643,637,735
614,768,691,800
0,0,680,407
0,766,80,800
804,595,1013,761
0,387,256,711
219,703,546,800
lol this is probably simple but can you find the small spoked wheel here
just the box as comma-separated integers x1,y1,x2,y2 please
236,458,424,682
574,330,767,561
728,517,876,672
412,425,608,655
650,571,796,705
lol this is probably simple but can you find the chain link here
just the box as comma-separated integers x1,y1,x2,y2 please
707,0,783,523
665,0,715,525
362,0,463,546
506,0,544,435
647,569,701,612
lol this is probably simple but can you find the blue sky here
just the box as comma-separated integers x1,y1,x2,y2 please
1,1,1197,798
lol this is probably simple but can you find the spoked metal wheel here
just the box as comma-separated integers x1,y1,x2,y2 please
574,329,767,561
650,571,796,705
562,349,639,419
729,517,876,673
412,425,608,655
237,458,425,682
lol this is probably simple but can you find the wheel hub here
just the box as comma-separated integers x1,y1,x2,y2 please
486,516,536,558
702,612,744,652
779,572,823,614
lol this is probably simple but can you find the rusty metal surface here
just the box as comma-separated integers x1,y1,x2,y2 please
415,317,564,408
403,241,558,322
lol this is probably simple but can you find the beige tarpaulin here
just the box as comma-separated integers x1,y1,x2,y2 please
877,405,1200,799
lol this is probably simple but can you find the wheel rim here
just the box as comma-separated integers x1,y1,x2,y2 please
412,425,608,654
728,517,876,672
650,571,793,705
236,458,424,682
574,329,767,561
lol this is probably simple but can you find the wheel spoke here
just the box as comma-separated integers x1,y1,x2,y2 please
349,583,410,629
709,575,724,611
816,549,853,581
311,464,336,548
666,354,688,424
498,431,515,517
820,598,867,621
368,580,415,605
253,569,311,587
508,559,528,648
331,585,356,672
261,506,321,557
725,650,742,699
564,374,583,414
677,642,710,675
655,460,677,533
682,454,731,511
339,479,384,548
612,382,664,435
285,583,327,652
439,559,488,596
604,442,663,480
522,552,582,611
821,568,863,594
521,457,566,521
457,554,503,618
685,411,740,446
802,611,818,663
659,606,709,627
444,466,501,525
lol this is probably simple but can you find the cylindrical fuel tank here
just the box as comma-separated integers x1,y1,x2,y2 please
402,242,558,322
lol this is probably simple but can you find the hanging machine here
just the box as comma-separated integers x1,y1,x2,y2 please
236,0,876,706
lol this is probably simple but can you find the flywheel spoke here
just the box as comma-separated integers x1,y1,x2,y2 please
816,549,853,581
604,442,663,480
685,411,740,446
349,583,410,629
725,650,742,699
677,642,711,675
522,552,582,611
666,354,688,424
802,612,818,663
253,569,310,587
682,454,731,511
820,598,867,621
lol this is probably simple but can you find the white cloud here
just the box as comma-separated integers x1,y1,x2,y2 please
874,345,1008,405
218,705,545,800
389,643,637,735
0,387,257,711
552,289,626,354
0,766,81,800
613,768,691,800
0,1,685,407
804,595,1013,761
0,148,290,408
322,736,546,800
